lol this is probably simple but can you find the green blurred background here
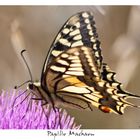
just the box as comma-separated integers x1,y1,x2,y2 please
0,6,140,128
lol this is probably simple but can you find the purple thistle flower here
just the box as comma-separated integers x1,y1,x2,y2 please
0,89,81,129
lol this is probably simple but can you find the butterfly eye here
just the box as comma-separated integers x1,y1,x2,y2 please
28,83,34,90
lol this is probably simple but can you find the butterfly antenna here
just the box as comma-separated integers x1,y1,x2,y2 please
21,49,33,82
14,80,32,89
14,49,33,89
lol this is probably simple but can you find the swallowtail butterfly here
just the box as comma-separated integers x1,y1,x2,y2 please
24,11,140,115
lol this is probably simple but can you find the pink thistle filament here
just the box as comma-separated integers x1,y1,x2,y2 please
0,89,81,129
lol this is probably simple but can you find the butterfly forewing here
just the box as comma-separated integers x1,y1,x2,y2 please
42,11,102,75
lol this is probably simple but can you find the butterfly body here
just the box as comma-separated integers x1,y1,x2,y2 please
27,11,140,115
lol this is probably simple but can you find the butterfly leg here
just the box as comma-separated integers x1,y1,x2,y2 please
41,106,50,128
8,90,32,118
40,102,62,128
31,97,44,101
55,107,62,129
12,89,29,108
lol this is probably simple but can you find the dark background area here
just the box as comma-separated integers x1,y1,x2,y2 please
0,6,140,128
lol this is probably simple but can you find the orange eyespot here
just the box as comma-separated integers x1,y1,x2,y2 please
100,106,111,113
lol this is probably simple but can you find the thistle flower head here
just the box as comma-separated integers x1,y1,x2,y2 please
0,89,81,129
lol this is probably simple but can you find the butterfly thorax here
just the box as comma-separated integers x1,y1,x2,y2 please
27,82,56,106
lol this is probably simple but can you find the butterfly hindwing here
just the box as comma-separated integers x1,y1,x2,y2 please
100,63,140,114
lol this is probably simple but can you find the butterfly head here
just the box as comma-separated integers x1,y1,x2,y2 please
28,83,35,90
27,81,41,91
